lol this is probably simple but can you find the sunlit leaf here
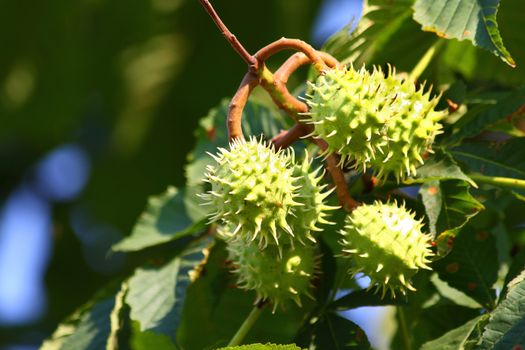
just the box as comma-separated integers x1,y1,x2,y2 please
126,237,211,339
420,315,485,350
413,0,515,66
479,270,525,349
407,150,477,187
112,186,206,252
419,180,484,238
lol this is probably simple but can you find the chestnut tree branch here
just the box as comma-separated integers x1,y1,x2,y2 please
198,0,258,70
228,71,258,141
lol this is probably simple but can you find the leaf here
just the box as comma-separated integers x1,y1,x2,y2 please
420,315,484,350
407,150,477,187
58,297,115,350
125,237,211,339
184,98,288,223
129,322,178,350
322,0,438,73
330,288,406,311
440,0,525,86
413,0,515,66
452,138,525,180
106,282,128,350
479,269,525,349
112,186,206,252
419,180,484,238
447,87,525,145
296,312,370,350
406,303,481,349
41,283,123,350
433,225,498,308
216,344,304,350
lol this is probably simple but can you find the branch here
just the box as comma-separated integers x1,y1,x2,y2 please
228,71,259,141
271,124,310,150
255,38,329,72
275,51,340,83
198,0,258,70
313,139,360,211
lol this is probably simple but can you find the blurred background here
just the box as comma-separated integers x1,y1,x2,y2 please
0,0,376,349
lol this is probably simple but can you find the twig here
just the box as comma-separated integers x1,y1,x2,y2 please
313,139,360,211
275,51,340,83
228,71,259,141
255,38,328,72
198,0,258,70
271,124,311,150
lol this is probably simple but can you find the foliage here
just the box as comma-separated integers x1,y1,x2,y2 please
30,0,525,349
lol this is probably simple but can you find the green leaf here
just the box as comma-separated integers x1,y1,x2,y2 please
296,312,370,350
420,315,484,350
419,180,484,238
447,87,525,145
479,269,525,349
407,150,477,187
452,138,525,180
433,226,498,308
413,0,515,66
106,282,128,350
129,322,178,350
184,98,288,223
125,237,211,339
440,0,525,86
216,344,304,350
112,187,205,252
322,0,438,73
331,288,406,311
41,283,123,350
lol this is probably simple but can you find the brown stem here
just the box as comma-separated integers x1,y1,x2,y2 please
228,72,258,141
198,0,258,70
275,51,340,83
271,124,310,150
255,38,328,72
313,139,360,211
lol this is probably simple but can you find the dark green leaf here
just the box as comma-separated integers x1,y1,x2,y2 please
129,322,178,350
479,270,525,349
420,315,484,350
447,87,525,145
112,187,205,252
216,344,304,350
413,0,515,66
126,237,211,339
331,288,406,311
296,312,370,350
433,226,498,308
452,138,525,180
419,180,484,238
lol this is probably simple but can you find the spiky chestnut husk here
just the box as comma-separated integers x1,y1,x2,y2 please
340,201,433,297
227,238,319,312
289,151,338,245
305,65,444,182
202,138,333,247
